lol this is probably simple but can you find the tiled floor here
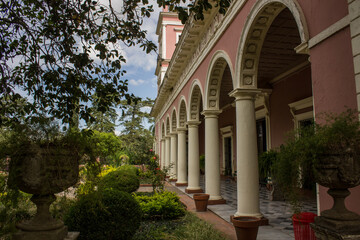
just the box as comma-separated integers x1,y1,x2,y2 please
172,175,317,239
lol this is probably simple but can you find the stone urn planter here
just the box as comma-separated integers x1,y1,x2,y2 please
9,144,79,240
311,153,360,237
193,193,210,212
231,216,261,240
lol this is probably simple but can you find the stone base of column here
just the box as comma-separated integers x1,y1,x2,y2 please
208,199,227,205
169,178,177,182
175,182,188,187
185,188,203,194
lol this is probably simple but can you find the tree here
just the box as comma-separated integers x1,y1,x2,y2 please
0,0,231,128
119,97,154,164
0,0,156,127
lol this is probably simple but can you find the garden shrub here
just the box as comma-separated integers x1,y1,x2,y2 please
118,164,140,176
98,168,140,193
65,190,142,240
133,191,185,220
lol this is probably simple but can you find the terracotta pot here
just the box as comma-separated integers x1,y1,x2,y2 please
193,193,209,212
231,216,261,240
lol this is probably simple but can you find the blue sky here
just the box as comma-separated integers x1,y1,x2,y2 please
119,2,162,101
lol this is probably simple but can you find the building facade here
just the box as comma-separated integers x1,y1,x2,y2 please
151,0,360,217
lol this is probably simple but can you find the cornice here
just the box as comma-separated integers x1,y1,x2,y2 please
152,1,249,120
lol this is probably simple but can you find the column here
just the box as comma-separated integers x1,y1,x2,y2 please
230,89,262,218
176,128,188,186
160,139,165,168
202,110,225,204
164,136,171,170
185,121,203,193
169,133,177,180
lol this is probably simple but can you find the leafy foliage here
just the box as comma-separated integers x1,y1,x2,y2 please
0,0,156,126
65,189,142,240
119,98,155,164
98,166,140,193
157,0,231,24
133,191,185,220
133,212,228,240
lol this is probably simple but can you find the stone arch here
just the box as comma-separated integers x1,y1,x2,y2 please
166,116,171,136
188,80,204,121
178,97,188,128
235,0,309,88
161,121,165,138
171,108,177,133
205,51,234,110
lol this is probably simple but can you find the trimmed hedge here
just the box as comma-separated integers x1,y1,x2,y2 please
65,190,142,240
98,168,140,193
133,191,185,220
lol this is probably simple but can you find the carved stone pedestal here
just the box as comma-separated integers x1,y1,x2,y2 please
13,230,79,240
13,195,79,240
311,223,360,240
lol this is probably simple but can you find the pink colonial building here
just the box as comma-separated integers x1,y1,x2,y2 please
151,0,360,221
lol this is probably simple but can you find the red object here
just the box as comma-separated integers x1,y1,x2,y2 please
292,212,317,240
153,156,156,160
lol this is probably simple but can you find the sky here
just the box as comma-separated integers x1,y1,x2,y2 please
117,1,162,101
107,1,163,134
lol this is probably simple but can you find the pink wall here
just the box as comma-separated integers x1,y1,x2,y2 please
269,67,312,148
166,25,181,59
218,107,237,171
309,26,358,214
298,0,349,37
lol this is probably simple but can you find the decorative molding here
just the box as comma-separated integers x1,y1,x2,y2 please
308,15,350,49
178,99,187,128
152,0,249,119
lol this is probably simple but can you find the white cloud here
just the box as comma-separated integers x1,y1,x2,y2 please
141,106,152,113
129,79,146,86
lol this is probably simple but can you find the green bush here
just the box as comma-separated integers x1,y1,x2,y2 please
98,168,140,193
65,190,142,240
133,191,185,220
118,164,140,176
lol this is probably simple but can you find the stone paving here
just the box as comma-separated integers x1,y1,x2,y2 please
171,175,318,240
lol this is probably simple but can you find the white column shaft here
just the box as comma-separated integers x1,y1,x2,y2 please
160,140,165,168
165,137,171,169
170,134,177,179
187,124,201,190
235,94,262,218
177,130,187,184
204,115,221,200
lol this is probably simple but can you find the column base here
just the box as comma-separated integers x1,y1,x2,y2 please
175,182,188,187
169,178,177,182
208,198,227,205
185,188,204,194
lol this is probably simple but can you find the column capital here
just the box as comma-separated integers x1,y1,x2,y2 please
165,135,171,139
201,109,222,117
177,127,187,132
169,132,177,136
187,120,201,126
229,88,262,100
161,138,165,142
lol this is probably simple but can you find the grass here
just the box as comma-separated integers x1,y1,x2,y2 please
133,211,229,240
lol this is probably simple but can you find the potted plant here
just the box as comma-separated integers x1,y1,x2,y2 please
231,215,261,240
258,150,278,192
306,110,360,236
193,193,210,212
274,109,360,237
